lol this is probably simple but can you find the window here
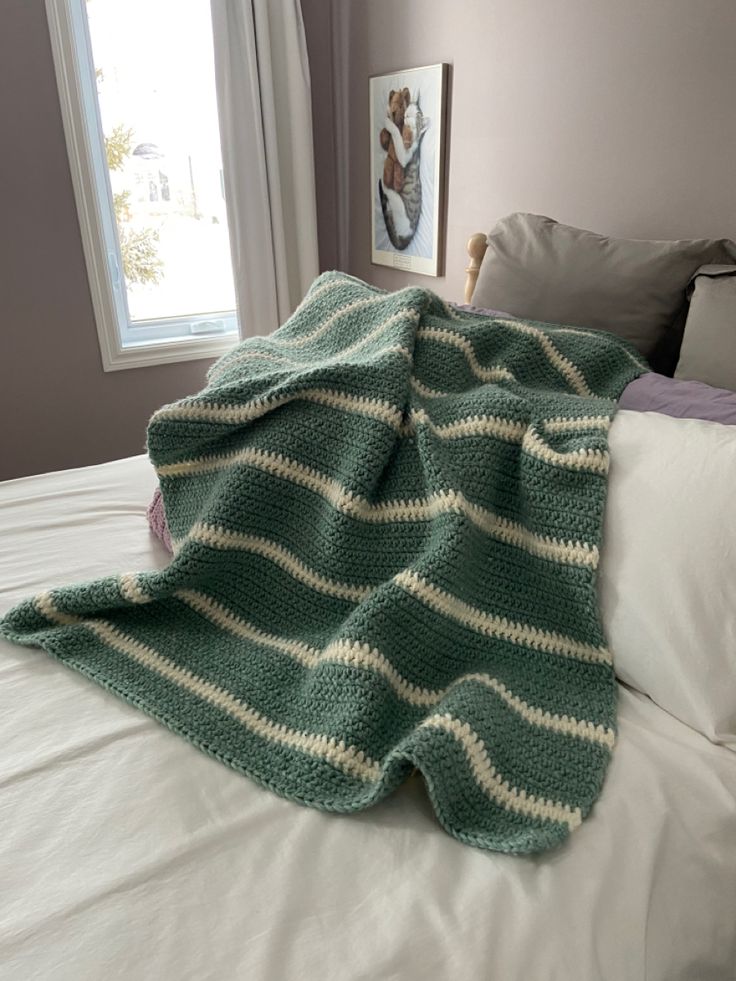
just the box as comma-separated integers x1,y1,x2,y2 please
47,0,240,370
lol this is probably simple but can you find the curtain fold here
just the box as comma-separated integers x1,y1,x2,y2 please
210,0,319,336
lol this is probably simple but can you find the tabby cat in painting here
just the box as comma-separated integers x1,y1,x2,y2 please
378,97,429,251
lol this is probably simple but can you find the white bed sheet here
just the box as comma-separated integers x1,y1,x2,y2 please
1,454,735,981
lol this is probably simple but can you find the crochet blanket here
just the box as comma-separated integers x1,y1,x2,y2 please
0,273,645,853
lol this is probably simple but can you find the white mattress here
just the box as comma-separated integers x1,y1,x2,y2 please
1,454,735,981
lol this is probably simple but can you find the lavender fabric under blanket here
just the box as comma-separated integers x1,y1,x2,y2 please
147,486,173,552
619,373,736,425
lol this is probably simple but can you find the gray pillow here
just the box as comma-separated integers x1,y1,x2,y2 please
674,266,736,391
472,213,736,374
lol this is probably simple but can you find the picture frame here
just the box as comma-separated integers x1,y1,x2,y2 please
370,63,448,277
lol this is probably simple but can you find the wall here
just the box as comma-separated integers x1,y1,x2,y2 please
300,0,341,272
0,0,214,481
303,0,736,300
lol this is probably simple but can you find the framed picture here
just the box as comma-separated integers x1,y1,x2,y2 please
370,63,448,277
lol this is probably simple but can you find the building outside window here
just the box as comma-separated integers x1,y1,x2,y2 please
47,0,240,370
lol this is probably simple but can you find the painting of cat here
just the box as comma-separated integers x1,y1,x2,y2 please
378,99,430,250
370,64,448,277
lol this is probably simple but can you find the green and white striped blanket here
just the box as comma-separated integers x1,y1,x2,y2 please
0,272,645,853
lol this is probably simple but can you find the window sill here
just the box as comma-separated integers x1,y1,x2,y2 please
99,332,239,372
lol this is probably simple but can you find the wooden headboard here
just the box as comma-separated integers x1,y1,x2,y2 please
464,233,489,304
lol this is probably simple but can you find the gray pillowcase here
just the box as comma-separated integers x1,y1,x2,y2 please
472,213,736,374
674,266,736,391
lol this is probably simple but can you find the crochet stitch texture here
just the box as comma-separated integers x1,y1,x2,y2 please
0,272,646,853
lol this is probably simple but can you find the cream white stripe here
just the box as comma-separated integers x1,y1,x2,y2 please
320,639,614,747
33,593,380,783
301,389,401,426
440,299,462,320
429,413,525,442
216,308,418,383
417,327,516,384
541,415,611,434
214,294,400,384
447,307,593,398
423,713,582,829
385,344,413,363
176,592,614,748
211,348,291,378
209,280,374,383
33,593,597,810
178,589,321,667
554,326,647,371
402,409,527,443
411,411,610,476
157,383,544,455
278,294,389,349
554,325,608,340
330,309,419,361
152,387,403,430
190,525,372,603
394,570,611,664
411,413,608,474
154,392,609,478
158,448,350,502
208,282,362,381
468,494,594,565
365,491,597,567
522,428,609,475
324,638,432,701
157,448,596,568
35,592,77,626
495,319,592,397
118,574,152,605
464,673,615,748
409,376,452,400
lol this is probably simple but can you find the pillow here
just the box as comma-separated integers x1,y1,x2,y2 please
472,213,736,374
619,372,736,425
674,265,736,391
599,409,736,748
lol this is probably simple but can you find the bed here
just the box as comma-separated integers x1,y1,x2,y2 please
2,223,736,980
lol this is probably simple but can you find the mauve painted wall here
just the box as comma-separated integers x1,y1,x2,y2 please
0,0,214,481
302,0,736,300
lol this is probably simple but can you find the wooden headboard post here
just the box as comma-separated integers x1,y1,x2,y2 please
464,233,488,304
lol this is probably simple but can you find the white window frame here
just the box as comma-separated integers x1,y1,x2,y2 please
46,0,240,371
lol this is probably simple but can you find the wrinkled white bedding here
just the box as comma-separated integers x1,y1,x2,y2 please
1,419,735,981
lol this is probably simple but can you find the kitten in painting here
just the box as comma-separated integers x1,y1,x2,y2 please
378,95,429,250
380,87,410,191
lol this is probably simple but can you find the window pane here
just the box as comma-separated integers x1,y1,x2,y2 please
84,0,237,326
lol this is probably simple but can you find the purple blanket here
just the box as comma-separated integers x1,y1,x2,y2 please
619,372,736,425
147,486,172,553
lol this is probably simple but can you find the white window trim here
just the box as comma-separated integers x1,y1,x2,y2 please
46,0,240,372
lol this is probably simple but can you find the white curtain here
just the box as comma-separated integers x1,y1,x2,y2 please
210,0,319,336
